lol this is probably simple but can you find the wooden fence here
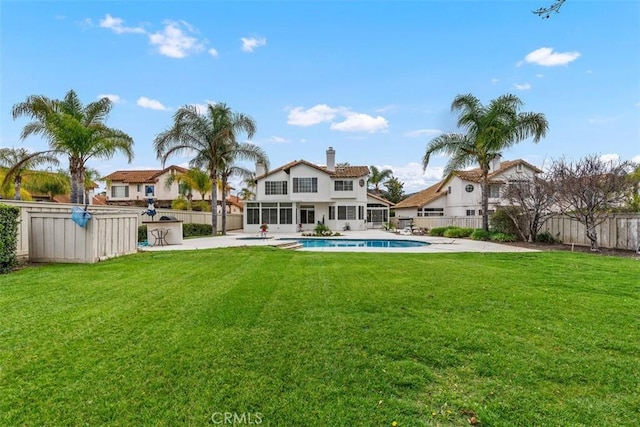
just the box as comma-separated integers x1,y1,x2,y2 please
392,214,640,251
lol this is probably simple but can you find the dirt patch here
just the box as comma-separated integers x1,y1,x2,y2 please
503,241,640,259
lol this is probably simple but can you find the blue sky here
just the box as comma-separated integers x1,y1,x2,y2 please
1,0,639,194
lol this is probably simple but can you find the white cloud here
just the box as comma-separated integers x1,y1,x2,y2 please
267,136,289,144
387,162,445,194
287,104,340,126
208,48,219,57
404,129,443,138
491,78,499,84
330,113,388,133
536,73,544,78
631,155,640,164
519,47,580,67
599,153,620,164
241,36,267,53
513,83,532,90
588,116,618,124
97,93,122,103
375,104,399,113
585,70,593,74
137,97,169,111
149,21,205,58
99,14,145,34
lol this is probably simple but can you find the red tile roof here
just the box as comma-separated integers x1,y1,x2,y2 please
103,165,188,183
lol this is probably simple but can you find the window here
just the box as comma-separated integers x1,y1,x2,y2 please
261,202,278,225
358,206,364,220
246,203,260,224
466,209,476,216
111,185,129,198
136,184,142,192
293,177,317,193
488,185,500,198
329,206,335,220
338,206,356,220
447,186,452,194
279,203,293,224
465,184,474,193
334,180,353,191
265,181,287,195
417,208,444,217
509,179,531,196
144,185,155,197
516,163,523,173
299,205,315,224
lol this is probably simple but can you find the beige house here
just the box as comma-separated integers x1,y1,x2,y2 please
245,147,394,233
103,166,215,208
394,158,542,219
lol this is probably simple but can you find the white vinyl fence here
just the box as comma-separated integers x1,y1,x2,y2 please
2,200,243,260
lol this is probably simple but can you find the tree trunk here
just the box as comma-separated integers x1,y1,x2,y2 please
481,171,490,232
586,221,599,251
221,186,227,236
13,176,21,200
70,162,85,205
210,177,218,236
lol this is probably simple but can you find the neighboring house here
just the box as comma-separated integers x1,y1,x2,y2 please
394,158,542,219
245,147,393,233
103,166,215,208
226,195,244,215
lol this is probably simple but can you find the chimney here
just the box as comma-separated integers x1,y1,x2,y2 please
490,155,502,172
255,161,266,177
326,147,335,171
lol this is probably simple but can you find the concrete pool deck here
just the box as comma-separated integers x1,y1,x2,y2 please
140,229,539,253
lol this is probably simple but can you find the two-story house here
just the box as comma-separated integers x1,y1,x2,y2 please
394,158,542,218
103,165,215,208
245,147,393,233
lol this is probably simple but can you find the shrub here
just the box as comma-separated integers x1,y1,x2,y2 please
314,223,332,236
429,226,452,236
0,203,20,274
443,227,474,238
138,225,147,243
183,223,213,238
490,207,520,235
171,197,189,211
490,232,517,242
536,231,559,244
191,201,211,212
471,229,492,241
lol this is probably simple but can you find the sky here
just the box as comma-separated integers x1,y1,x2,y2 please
1,0,639,194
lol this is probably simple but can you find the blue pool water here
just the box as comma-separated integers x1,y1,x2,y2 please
280,238,429,248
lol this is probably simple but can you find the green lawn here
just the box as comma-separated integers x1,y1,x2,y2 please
1,248,638,426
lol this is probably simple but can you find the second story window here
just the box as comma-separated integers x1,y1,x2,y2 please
334,180,353,191
265,181,288,195
293,177,317,193
111,185,129,198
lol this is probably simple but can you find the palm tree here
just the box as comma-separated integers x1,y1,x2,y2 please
154,103,268,235
422,93,548,231
0,147,60,200
369,165,393,195
11,90,134,204
216,145,266,234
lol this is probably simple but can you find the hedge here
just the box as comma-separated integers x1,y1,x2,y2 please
0,203,20,274
138,223,214,243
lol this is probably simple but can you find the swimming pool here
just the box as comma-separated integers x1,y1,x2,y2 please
280,238,429,248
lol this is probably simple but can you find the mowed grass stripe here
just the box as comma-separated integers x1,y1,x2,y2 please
0,248,638,426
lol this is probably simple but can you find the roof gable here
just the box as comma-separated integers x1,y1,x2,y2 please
257,160,369,180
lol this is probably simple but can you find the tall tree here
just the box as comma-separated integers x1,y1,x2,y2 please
499,172,555,242
369,165,393,196
11,90,134,204
165,168,212,204
422,93,548,231
0,148,60,200
382,176,406,204
154,103,267,235
549,155,635,251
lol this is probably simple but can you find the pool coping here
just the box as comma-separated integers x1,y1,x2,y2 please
140,229,539,253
